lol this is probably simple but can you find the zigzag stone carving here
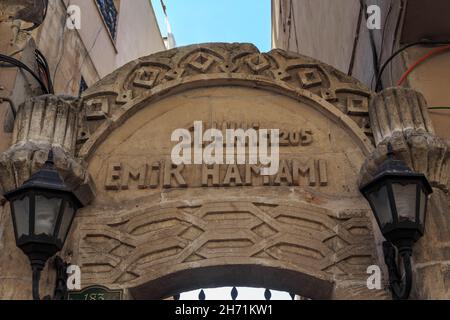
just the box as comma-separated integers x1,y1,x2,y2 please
73,199,381,299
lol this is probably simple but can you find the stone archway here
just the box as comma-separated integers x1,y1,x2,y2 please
63,43,387,300
0,43,391,300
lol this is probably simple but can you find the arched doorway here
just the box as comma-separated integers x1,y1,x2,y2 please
66,43,387,300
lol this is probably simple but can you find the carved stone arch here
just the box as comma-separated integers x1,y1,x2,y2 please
65,43,389,300
77,43,375,161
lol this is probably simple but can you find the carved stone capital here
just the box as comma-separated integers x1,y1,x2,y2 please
359,88,449,192
0,95,96,206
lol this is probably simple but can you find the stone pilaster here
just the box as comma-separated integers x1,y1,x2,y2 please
359,87,450,299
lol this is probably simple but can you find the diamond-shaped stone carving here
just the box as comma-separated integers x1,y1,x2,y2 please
189,52,215,73
85,97,109,120
133,67,161,89
347,96,369,115
246,54,270,73
252,223,278,239
298,68,322,88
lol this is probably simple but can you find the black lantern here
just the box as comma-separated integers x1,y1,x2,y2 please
4,150,83,300
360,144,432,299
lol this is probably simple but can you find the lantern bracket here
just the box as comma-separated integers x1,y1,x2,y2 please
32,255,69,300
383,241,413,300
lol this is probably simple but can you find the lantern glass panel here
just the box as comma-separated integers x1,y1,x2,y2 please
392,183,417,222
35,195,62,236
368,185,393,227
13,197,30,237
419,188,427,225
57,201,75,242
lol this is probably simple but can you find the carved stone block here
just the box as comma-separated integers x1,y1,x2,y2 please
0,95,96,205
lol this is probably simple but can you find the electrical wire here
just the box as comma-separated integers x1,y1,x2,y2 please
369,2,393,88
35,49,54,94
375,41,450,92
429,107,450,110
0,54,50,94
397,45,450,86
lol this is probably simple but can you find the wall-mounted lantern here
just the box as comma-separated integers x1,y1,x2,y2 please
360,144,433,300
3,150,83,300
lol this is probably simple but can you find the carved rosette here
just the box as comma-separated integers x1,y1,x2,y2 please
0,95,95,205
359,88,450,192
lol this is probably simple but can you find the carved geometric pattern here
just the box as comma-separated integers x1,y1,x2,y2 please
76,201,377,288
133,67,161,89
298,68,322,88
85,97,109,121
246,54,271,73
79,43,374,157
188,52,215,73
346,96,369,115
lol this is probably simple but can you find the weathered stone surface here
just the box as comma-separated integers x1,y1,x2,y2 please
78,43,374,160
0,95,95,204
360,88,450,193
1,43,394,300
63,41,389,299
360,87,450,299
369,88,435,144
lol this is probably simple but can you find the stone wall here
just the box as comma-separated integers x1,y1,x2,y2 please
0,43,393,299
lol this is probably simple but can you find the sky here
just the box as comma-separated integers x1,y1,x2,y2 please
152,0,271,52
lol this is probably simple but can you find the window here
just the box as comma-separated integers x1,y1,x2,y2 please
95,0,118,40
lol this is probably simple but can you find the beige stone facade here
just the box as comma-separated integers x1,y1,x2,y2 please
272,0,450,142
0,1,449,301
0,0,165,155
1,41,448,300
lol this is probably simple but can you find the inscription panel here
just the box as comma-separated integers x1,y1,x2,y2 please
87,87,367,204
